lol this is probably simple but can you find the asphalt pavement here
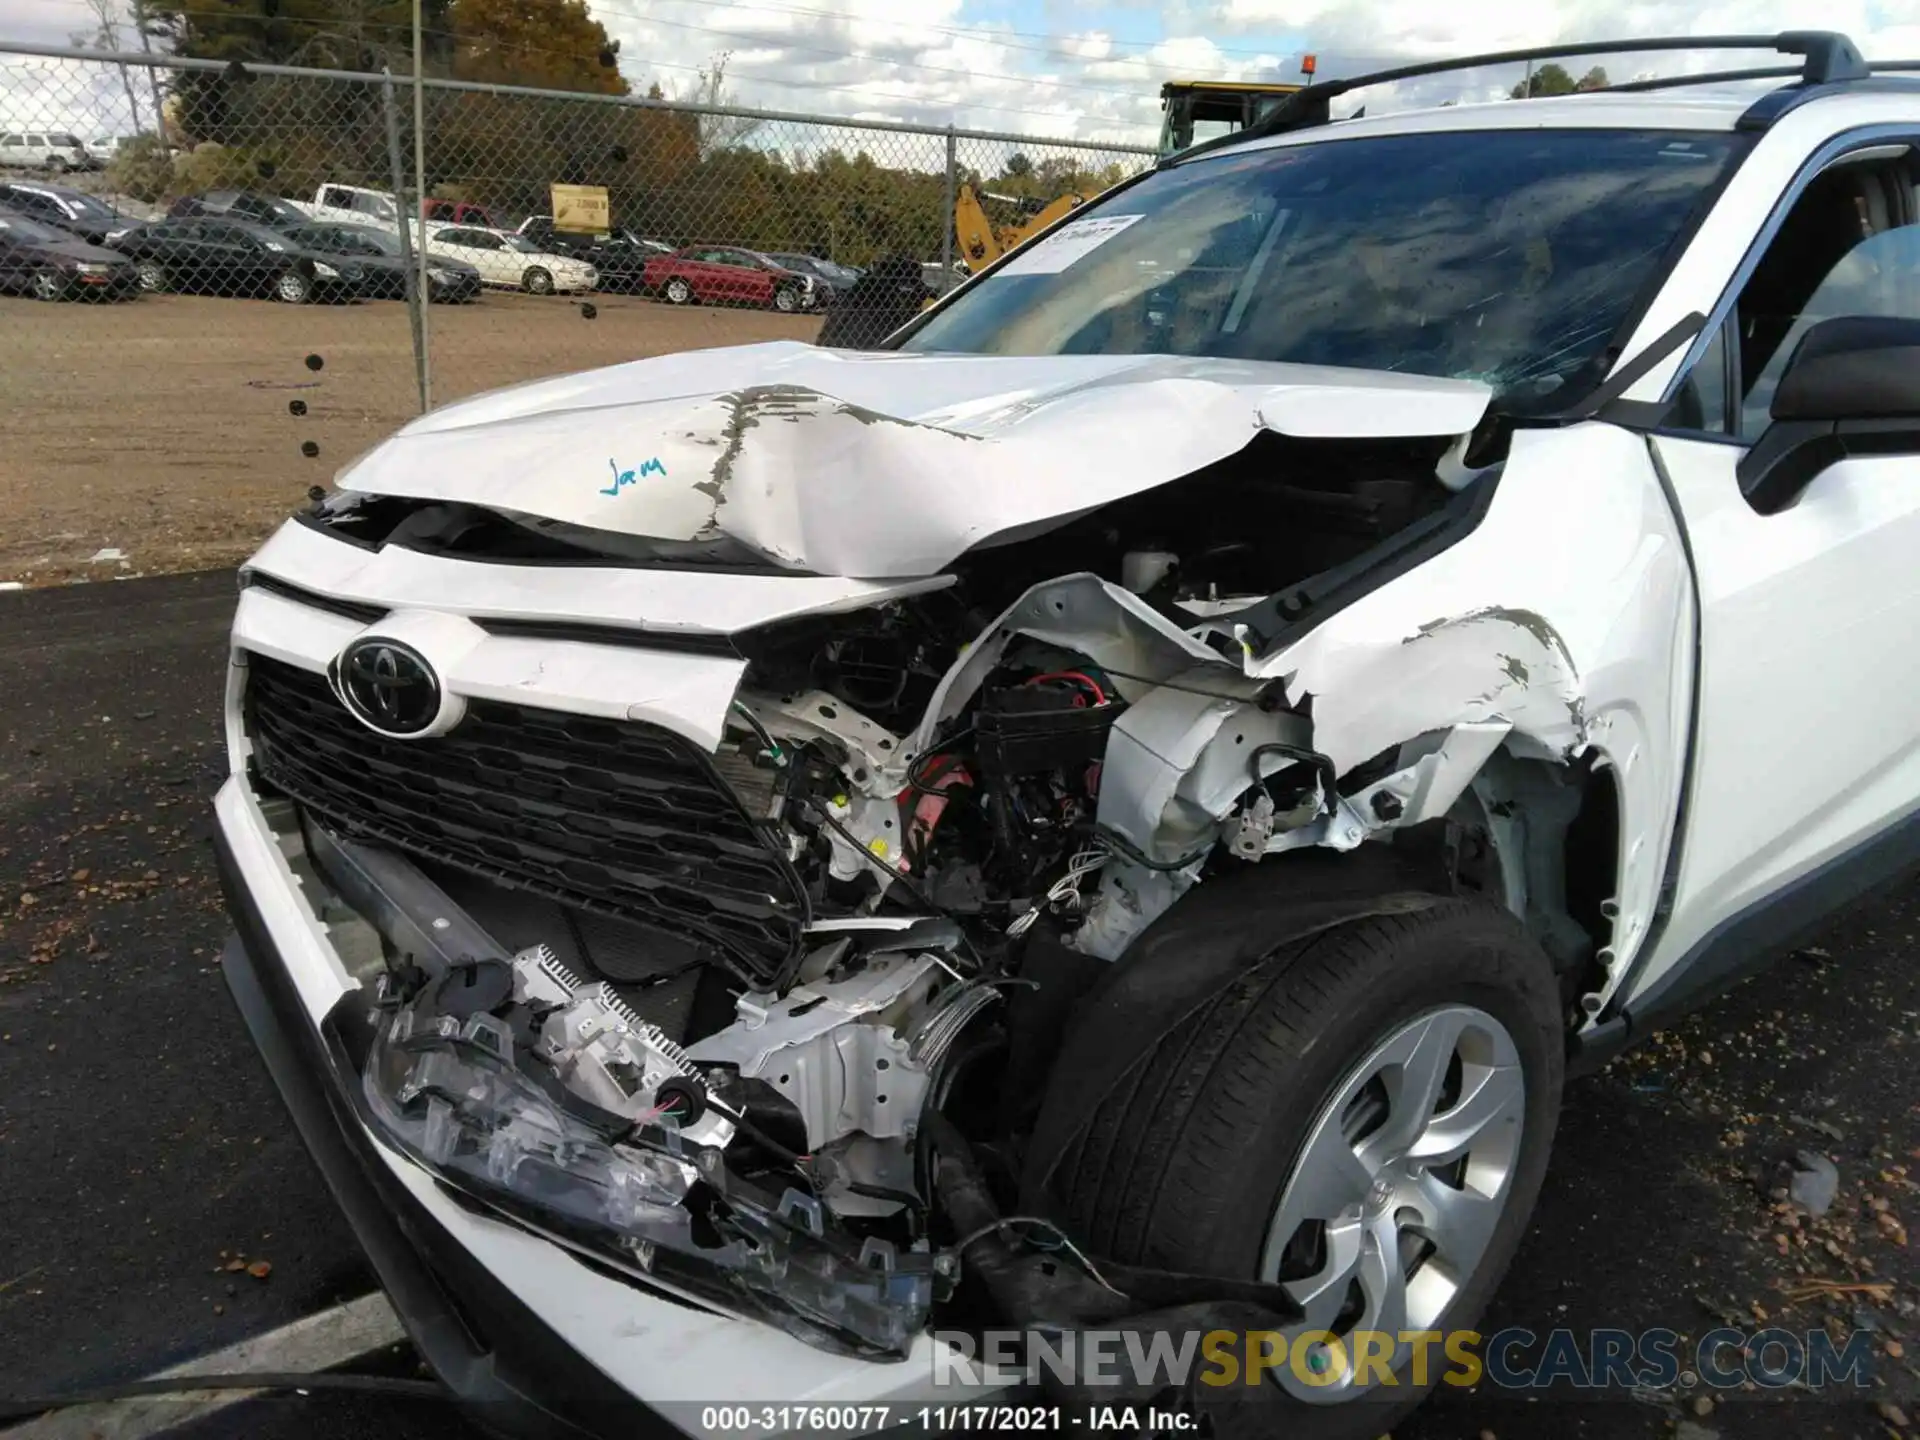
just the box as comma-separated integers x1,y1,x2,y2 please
1,573,1915,1440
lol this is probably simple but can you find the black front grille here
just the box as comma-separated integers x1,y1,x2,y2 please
244,655,808,982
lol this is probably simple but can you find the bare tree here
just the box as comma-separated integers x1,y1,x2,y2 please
678,51,764,157
69,0,144,141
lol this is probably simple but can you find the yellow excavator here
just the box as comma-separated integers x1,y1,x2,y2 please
947,59,1320,277
1156,56,1320,156
1157,79,1311,156
952,182,1087,273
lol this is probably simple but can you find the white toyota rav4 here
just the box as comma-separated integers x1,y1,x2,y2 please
214,31,1920,1440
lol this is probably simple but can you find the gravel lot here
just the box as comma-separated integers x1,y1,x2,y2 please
1,574,1916,1440
0,291,819,585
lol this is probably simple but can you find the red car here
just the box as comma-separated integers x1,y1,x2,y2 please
640,245,818,312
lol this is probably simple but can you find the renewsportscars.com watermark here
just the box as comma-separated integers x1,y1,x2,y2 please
931,1326,1878,1395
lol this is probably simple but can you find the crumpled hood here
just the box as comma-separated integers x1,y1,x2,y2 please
336,341,1492,578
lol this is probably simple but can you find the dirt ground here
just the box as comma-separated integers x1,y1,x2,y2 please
0,291,820,583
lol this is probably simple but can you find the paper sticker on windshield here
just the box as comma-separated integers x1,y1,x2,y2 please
997,214,1144,276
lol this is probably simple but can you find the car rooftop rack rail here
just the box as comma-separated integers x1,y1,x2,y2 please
1171,31,1910,161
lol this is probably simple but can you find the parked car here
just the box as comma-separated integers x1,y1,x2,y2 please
815,254,934,347
211,30,1920,1440
763,250,861,298
640,245,818,310
284,221,482,302
0,180,130,243
420,224,597,294
169,189,312,229
920,259,966,297
0,209,138,299
85,135,133,165
518,216,674,256
512,216,661,292
0,130,96,172
418,195,503,228
105,217,367,302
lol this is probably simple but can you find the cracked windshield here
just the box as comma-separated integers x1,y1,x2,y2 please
906,129,1739,411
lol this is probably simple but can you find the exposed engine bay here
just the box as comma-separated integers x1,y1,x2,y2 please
250,423,1584,1367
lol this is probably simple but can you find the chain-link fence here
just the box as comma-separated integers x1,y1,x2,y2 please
0,41,1153,582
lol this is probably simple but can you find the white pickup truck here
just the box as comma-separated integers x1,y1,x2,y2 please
213,30,1920,1440
291,183,500,232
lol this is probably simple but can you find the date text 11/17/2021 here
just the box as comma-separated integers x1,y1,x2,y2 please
695,1406,1170,1434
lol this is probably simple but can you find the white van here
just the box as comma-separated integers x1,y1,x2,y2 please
0,132,96,172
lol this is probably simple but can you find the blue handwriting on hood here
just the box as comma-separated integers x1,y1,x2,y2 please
602,456,666,496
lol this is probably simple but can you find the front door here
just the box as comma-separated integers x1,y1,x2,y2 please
1640,138,1920,994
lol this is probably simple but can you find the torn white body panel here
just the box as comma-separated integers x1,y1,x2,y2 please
333,342,1492,578
1249,422,1696,1007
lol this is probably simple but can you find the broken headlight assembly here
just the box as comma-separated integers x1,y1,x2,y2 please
357,941,943,1359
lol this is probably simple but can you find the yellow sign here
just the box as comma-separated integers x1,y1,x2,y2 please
551,184,610,234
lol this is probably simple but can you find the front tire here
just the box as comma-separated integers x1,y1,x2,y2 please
522,266,554,295
663,276,693,305
135,259,168,292
772,285,799,313
275,269,313,304
1044,891,1563,1436
31,269,65,301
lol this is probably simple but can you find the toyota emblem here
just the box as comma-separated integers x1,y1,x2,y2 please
332,637,442,737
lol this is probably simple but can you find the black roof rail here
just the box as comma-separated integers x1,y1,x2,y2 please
1607,65,1802,92
1168,31,1867,163
1735,61,1920,127
1607,60,1920,96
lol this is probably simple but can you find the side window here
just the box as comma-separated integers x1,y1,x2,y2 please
1732,151,1920,439
0,135,22,147
1666,321,1732,434
320,186,350,208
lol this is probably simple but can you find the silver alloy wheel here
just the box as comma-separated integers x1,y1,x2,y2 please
773,285,797,312
523,266,554,295
665,277,692,304
135,259,166,292
1259,1004,1525,1403
31,269,63,301
277,270,310,303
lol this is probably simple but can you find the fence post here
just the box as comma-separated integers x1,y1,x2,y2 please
940,125,957,283
382,68,429,416
127,0,168,149
411,0,432,410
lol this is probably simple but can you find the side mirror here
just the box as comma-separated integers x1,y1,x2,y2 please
1738,315,1920,514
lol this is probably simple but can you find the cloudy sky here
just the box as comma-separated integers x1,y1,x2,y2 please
4,0,1920,143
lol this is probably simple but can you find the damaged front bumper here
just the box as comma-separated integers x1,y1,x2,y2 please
212,777,992,1439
